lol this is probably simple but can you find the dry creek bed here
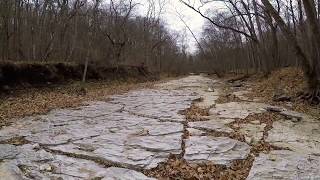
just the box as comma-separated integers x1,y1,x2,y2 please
0,75,320,179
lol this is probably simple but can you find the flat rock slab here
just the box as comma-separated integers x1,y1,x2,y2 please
209,102,267,119
266,116,320,154
184,136,250,166
110,89,197,122
0,87,199,170
0,154,153,180
1,76,228,178
247,150,320,180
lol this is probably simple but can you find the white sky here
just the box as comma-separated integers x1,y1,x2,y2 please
135,0,208,54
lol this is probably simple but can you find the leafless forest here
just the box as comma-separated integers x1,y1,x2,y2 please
0,0,195,75
0,0,320,102
1,1,320,179
180,0,320,103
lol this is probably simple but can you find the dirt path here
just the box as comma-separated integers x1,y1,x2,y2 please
0,75,319,179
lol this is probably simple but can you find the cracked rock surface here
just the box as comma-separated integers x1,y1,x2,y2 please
209,102,267,119
247,150,320,180
266,115,320,154
0,75,216,179
1,75,319,179
184,136,250,166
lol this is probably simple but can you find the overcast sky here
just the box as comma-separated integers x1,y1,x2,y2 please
135,0,208,54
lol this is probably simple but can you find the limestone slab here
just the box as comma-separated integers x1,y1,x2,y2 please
184,136,250,166
266,116,320,154
209,102,267,119
247,150,320,180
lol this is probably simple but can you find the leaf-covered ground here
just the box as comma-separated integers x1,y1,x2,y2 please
0,78,165,128
247,67,320,117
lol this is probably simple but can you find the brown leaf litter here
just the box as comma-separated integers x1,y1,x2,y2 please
0,78,163,128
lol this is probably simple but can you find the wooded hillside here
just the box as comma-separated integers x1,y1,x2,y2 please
181,0,320,104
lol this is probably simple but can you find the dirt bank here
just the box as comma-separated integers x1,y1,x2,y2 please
0,62,154,92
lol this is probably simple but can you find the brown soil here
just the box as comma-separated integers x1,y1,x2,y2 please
0,61,154,92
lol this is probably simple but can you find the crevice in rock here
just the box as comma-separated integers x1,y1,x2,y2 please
17,164,37,179
38,134,101,147
127,144,180,153
220,111,291,179
195,127,246,142
50,171,84,179
0,136,30,145
180,121,188,158
40,145,145,172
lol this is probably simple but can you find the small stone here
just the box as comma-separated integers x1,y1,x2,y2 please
245,136,253,144
39,164,53,172
32,143,40,150
207,87,214,92
187,128,205,136
250,120,260,124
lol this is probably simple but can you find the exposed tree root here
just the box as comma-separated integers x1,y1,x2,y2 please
298,88,320,105
227,75,250,83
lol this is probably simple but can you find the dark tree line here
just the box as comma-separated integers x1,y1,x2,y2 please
0,0,192,74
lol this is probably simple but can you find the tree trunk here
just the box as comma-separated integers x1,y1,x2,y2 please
301,0,320,103
262,0,320,103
